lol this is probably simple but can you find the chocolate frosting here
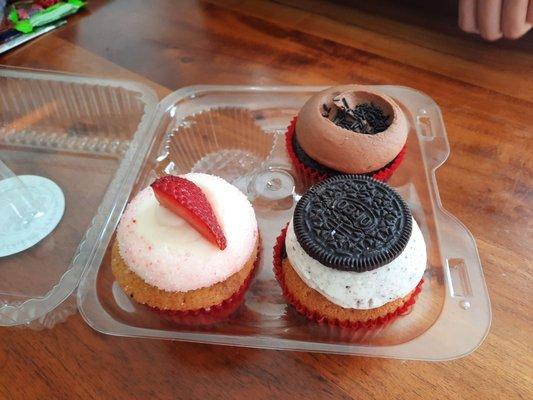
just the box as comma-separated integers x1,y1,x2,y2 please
296,85,408,174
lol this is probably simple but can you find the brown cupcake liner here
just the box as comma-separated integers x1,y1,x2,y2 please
285,116,407,185
273,225,423,329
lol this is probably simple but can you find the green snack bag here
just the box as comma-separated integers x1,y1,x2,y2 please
8,0,85,34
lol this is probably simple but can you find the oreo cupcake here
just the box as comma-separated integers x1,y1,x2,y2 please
286,85,407,183
273,175,425,328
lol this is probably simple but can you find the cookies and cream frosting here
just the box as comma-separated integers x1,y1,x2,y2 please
285,217,426,309
117,173,258,292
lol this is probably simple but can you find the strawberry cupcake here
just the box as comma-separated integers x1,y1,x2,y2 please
274,175,425,328
286,85,407,183
112,173,259,325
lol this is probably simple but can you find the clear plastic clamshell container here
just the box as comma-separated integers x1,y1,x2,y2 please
0,68,491,360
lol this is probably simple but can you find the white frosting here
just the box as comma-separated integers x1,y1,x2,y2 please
117,173,258,292
285,217,426,309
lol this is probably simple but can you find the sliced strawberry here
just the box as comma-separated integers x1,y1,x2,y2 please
150,175,227,250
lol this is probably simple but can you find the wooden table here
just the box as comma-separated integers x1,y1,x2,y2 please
1,1,532,398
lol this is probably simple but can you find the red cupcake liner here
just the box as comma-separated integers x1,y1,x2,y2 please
273,225,424,330
285,116,407,184
149,244,261,326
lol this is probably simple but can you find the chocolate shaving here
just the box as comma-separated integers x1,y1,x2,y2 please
324,100,391,134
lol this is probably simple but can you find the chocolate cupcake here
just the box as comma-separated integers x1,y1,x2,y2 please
273,175,425,328
286,85,407,183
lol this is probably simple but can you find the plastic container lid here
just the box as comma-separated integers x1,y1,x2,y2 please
0,67,158,328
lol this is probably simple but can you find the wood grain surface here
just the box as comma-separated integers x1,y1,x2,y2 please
1,0,532,399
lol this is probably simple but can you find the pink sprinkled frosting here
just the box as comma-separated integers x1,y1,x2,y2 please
117,173,258,292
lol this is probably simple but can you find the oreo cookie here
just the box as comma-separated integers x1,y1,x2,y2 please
293,175,412,272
